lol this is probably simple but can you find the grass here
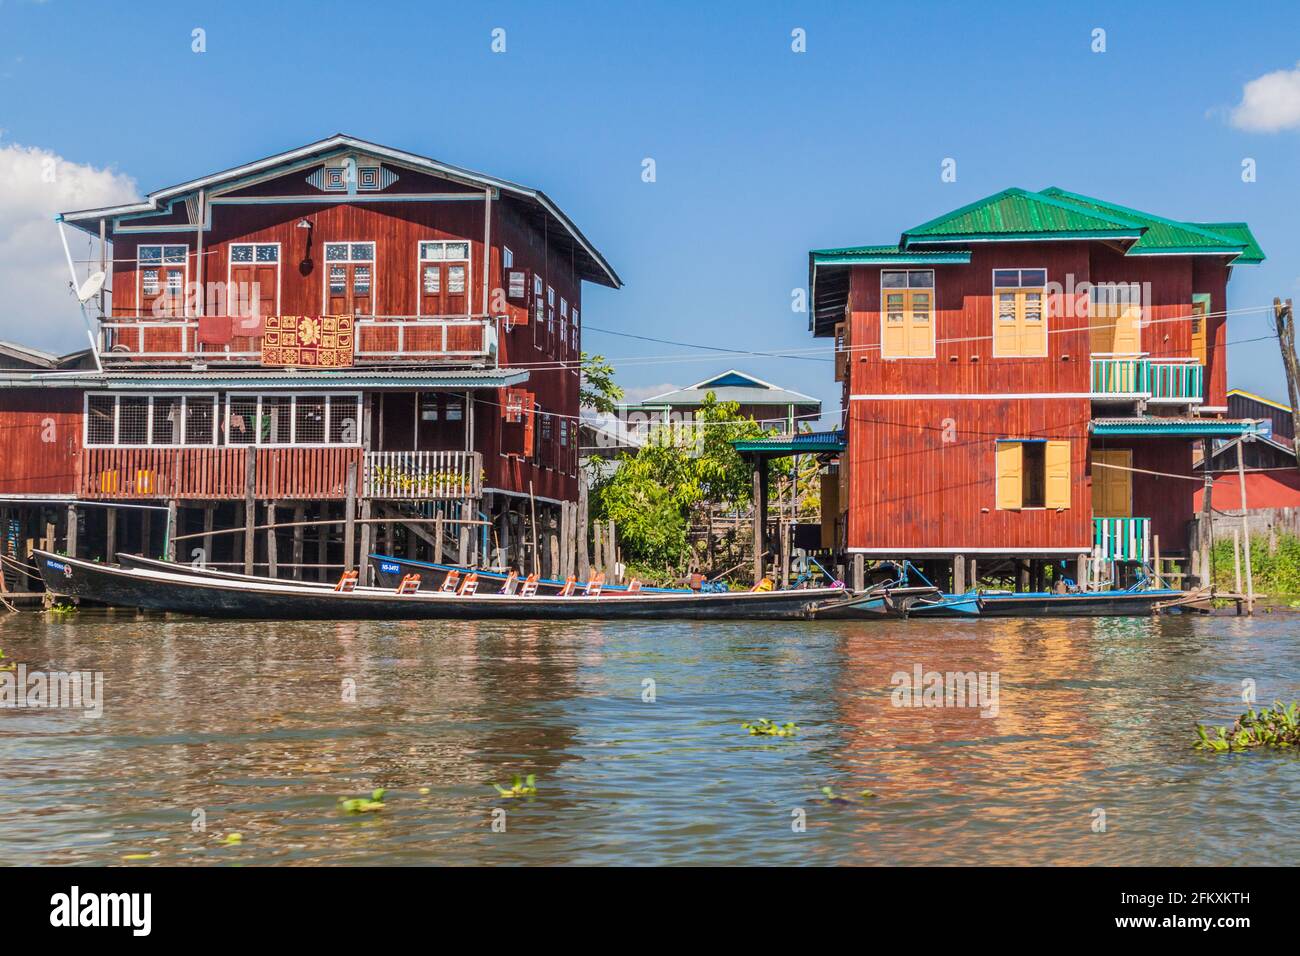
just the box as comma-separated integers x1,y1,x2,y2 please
1210,532,1300,597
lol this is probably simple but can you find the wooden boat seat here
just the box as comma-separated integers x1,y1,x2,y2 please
584,572,605,597
334,570,359,592
439,570,461,593
519,573,540,597
558,575,577,597
626,578,642,593
457,573,479,596
502,570,519,595
396,573,422,595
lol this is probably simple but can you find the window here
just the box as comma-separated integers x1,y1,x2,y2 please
560,298,568,318
419,241,469,261
230,244,279,264
419,241,470,316
503,246,514,269
137,245,188,316
1091,449,1133,517
992,268,1048,357
1088,282,1142,355
84,394,219,447
223,393,361,446
880,270,935,359
995,439,1071,510
323,243,375,316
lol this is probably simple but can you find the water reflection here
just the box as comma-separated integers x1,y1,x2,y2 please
0,610,1296,865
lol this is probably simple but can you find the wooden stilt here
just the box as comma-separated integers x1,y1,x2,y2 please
165,500,177,561
317,505,328,582
577,481,590,582
292,505,305,581
267,501,279,578
243,447,256,574
202,504,214,566
358,499,372,583
343,462,357,573
106,506,118,563
1236,441,1254,613
65,503,78,558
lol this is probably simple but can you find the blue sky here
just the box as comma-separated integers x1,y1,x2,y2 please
2,0,1298,421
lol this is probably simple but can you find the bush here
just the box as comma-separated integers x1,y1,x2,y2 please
1210,532,1300,595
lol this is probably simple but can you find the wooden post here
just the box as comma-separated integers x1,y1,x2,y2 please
851,553,865,593
1016,560,1029,593
292,504,305,581
1273,297,1300,475
434,514,444,564
1075,553,1087,591
1199,469,1214,586
202,505,214,567
165,500,177,561
528,484,540,576
65,503,78,558
593,521,604,573
1152,534,1162,588
244,447,256,574
344,461,357,573
1232,528,1243,595
106,506,118,564
751,456,766,585
577,481,590,581
358,499,372,583
1237,440,1254,613
458,511,470,567
317,505,328,582
954,554,966,594
968,557,977,589
606,519,616,581
266,502,279,578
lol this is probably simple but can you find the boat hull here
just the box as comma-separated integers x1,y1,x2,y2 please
367,553,690,595
36,551,842,622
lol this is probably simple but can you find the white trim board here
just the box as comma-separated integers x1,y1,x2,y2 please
851,393,1096,401
847,547,1089,555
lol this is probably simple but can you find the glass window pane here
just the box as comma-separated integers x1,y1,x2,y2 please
329,265,345,294
448,265,465,293
350,243,374,261
152,396,182,445
118,396,149,444
163,246,187,264
295,397,326,443
256,245,278,263
420,393,439,421
446,399,463,422
993,270,1019,288
912,293,931,313
325,244,349,261
230,245,254,263
138,246,162,264
184,397,215,445
1024,293,1043,321
142,270,159,295
420,242,443,260
909,271,935,288
423,265,440,294
86,396,116,445
882,271,907,289
999,293,1017,321
1021,269,1046,287
353,265,371,294
446,242,468,259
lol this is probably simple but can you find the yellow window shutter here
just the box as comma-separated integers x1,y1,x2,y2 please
1045,440,1071,509
995,292,1019,356
996,441,1023,510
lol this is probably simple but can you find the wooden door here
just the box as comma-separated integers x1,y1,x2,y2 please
1112,304,1142,354
882,290,933,358
1091,449,1132,517
420,262,468,316
229,264,277,332
327,263,373,317
141,263,186,317
1191,297,1208,365
997,290,1046,356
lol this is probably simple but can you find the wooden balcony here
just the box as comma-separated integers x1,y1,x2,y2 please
363,450,482,499
80,446,362,500
1090,357,1203,403
1093,516,1149,563
98,315,496,366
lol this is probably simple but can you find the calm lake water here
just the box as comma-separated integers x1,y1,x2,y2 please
0,608,1297,866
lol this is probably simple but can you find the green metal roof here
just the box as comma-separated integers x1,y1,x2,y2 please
900,188,1145,245
1090,417,1261,437
1191,222,1266,264
732,429,846,455
810,245,971,266
1039,188,1250,257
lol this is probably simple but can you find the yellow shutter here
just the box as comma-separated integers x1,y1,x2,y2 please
1044,440,1071,509
996,441,1023,510
995,291,1019,356
1112,304,1141,354
882,292,906,358
909,292,933,357
1191,299,1208,365
1021,291,1047,356
1092,449,1132,517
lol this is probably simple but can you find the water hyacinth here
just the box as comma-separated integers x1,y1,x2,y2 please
820,786,876,804
493,774,537,798
1194,701,1300,752
742,718,798,737
338,788,387,813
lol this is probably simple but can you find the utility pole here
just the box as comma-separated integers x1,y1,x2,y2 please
1273,297,1300,473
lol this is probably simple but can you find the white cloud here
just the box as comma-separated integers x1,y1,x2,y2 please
1230,62,1300,132
0,142,138,351
620,382,678,403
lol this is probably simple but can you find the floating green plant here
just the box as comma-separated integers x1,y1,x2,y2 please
219,833,243,846
820,786,876,804
46,602,78,616
121,852,156,861
0,649,13,672
742,718,798,737
493,774,537,798
338,788,387,813
1195,701,1300,752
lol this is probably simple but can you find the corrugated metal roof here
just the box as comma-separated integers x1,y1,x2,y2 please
1193,222,1265,264
810,245,972,265
1091,417,1261,437
1040,188,1249,257
0,367,529,390
624,370,820,410
732,429,845,454
902,188,1145,244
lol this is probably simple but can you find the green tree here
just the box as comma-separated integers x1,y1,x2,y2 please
579,352,623,414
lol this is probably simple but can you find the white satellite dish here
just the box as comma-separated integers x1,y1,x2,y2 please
76,271,106,303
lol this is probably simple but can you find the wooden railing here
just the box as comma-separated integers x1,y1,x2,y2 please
363,450,483,499
98,315,495,365
1090,357,1203,402
79,446,362,500
1093,516,1150,563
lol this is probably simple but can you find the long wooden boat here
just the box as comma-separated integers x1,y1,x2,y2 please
119,553,344,588
809,585,942,619
904,588,1185,618
34,550,845,621
367,553,691,595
